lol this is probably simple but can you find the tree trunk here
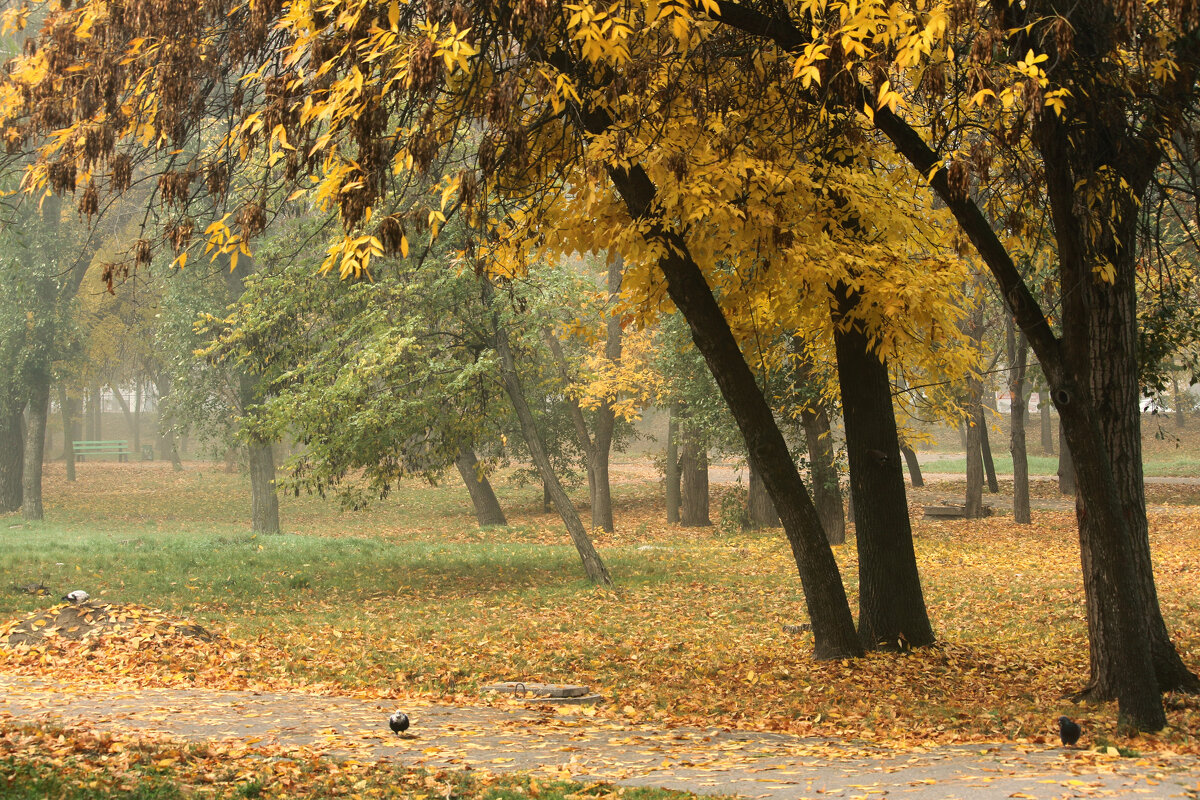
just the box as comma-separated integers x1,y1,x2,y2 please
1039,392,1055,454
1172,377,1186,429
980,396,999,493
800,404,845,545
665,401,681,524
746,462,779,528
487,281,612,586
0,406,23,512
133,382,142,455
589,255,623,532
964,376,985,518
679,421,710,527
1057,421,1076,496
248,439,280,534
899,444,923,487
110,385,136,449
59,385,77,482
603,156,860,659
454,446,507,526
22,375,50,521
1007,319,1031,524
834,297,935,651
152,375,183,471
542,480,553,512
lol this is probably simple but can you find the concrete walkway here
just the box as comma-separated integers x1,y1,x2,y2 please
2,675,1198,799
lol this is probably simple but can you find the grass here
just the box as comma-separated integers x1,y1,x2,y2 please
917,453,1200,477
2,461,1200,754
0,725,707,800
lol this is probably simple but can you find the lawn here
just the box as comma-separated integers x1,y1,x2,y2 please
3,461,1200,756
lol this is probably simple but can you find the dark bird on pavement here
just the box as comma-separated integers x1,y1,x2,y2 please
62,590,89,604
388,711,410,736
1058,716,1081,746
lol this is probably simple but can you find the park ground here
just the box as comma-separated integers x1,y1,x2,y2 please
2,422,1200,797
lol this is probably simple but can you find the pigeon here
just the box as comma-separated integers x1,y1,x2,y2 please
62,590,89,604
1058,715,1081,746
388,711,410,736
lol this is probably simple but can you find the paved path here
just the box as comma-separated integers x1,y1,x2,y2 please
2,676,1198,799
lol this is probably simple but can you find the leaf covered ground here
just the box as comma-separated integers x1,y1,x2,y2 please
2,462,1199,756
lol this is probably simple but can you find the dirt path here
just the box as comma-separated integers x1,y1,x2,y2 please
2,675,1198,799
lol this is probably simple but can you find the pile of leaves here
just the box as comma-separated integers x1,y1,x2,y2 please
0,603,291,691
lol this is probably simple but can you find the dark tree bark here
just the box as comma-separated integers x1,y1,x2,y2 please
899,444,923,488
665,402,681,524
1007,319,1031,524
486,281,613,587
800,404,845,545
542,479,553,513
1057,421,1076,496
0,406,23,512
588,109,861,659
834,293,936,650
746,462,779,528
248,438,280,534
964,375,985,518
678,421,711,527
454,446,507,526
58,384,77,482
22,374,50,520
703,0,1190,726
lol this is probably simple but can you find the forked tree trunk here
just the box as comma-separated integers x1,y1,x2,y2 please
679,422,710,527
454,446,507,526
1007,319,1031,524
0,406,23,512
800,404,845,545
834,293,935,651
899,444,923,487
487,282,612,587
248,439,280,534
22,375,50,521
665,402,681,524
746,463,779,528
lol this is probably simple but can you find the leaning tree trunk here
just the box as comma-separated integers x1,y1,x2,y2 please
1007,319,1031,524
22,374,50,521
964,375,986,518
834,292,936,651
248,438,280,534
800,403,845,545
979,398,999,493
454,446,507,526
487,283,613,587
746,462,779,528
665,402,681,524
0,405,23,512
679,421,711,527
899,443,924,487
603,157,861,659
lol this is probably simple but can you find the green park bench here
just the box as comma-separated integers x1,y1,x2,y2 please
72,440,131,462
